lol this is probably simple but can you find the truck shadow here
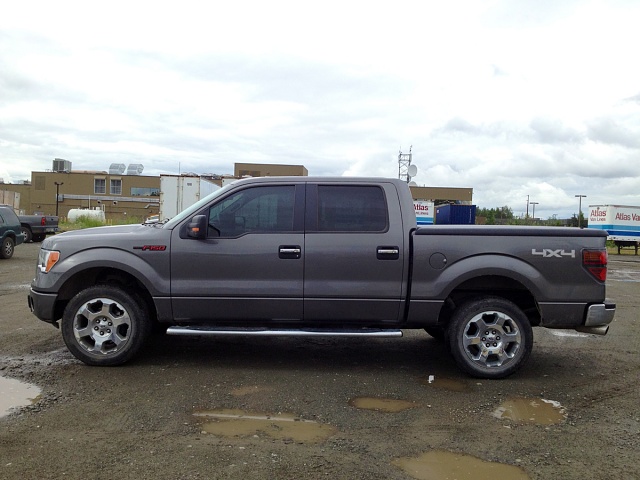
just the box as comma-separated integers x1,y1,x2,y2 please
139,331,462,377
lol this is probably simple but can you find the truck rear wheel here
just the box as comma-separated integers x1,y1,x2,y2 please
448,296,532,379
21,226,33,243
61,285,151,366
1,237,15,259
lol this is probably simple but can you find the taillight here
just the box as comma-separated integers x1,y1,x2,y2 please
41,216,46,226
583,249,607,282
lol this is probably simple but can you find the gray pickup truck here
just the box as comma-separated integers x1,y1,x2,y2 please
19,213,59,243
28,177,615,378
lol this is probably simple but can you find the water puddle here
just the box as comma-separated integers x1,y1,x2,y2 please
349,397,418,413
194,409,337,443
492,397,566,425
0,376,42,418
392,450,529,479
230,385,274,396
420,375,469,392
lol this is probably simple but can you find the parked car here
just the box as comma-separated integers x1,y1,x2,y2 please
0,204,26,259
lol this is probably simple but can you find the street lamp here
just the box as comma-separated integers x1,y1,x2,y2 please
530,202,539,223
575,195,586,228
54,182,64,216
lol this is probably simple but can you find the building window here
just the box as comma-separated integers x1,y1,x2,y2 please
110,178,122,195
94,178,106,194
131,187,160,197
35,176,46,190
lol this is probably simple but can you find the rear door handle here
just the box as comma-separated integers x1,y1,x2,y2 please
377,246,400,260
279,245,301,259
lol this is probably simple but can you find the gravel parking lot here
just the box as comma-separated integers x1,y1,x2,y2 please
1,241,638,479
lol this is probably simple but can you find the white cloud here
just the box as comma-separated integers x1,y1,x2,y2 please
1,0,640,219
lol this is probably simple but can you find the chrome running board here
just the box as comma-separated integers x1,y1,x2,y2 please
166,326,403,338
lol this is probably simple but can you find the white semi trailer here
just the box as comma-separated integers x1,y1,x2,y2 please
588,204,640,254
159,175,220,221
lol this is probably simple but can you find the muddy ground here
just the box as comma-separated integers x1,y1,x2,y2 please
0,242,638,480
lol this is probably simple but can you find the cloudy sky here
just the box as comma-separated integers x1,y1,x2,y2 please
1,0,639,219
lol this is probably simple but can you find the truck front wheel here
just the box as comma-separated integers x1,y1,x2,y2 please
448,296,532,379
61,286,151,366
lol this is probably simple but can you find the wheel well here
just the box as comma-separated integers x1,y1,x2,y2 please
438,275,540,327
55,267,158,324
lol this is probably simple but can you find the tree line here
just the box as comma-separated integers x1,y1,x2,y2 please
476,206,584,227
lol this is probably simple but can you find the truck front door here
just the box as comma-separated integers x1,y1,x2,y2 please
170,183,305,322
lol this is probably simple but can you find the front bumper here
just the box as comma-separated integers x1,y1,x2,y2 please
28,288,59,325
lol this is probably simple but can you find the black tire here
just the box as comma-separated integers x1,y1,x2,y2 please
448,296,533,379
21,226,33,243
1,237,15,259
61,285,151,366
424,327,446,341
32,234,46,242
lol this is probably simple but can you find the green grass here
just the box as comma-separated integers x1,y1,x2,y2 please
59,215,144,232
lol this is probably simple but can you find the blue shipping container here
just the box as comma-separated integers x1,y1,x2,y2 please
435,205,477,225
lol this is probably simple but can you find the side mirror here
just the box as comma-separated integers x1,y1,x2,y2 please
187,215,207,239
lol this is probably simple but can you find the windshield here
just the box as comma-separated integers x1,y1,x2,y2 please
163,181,237,228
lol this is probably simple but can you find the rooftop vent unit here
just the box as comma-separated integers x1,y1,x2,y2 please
109,163,126,175
53,158,72,173
126,164,144,175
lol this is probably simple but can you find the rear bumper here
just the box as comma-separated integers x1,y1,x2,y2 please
28,288,59,325
584,299,616,327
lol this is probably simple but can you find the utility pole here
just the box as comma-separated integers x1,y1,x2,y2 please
575,195,587,228
530,202,539,223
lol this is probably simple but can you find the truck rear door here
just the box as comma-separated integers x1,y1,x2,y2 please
303,182,406,322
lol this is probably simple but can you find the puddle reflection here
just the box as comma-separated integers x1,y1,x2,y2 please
492,397,566,425
392,450,530,480
194,409,337,443
0,376,41,418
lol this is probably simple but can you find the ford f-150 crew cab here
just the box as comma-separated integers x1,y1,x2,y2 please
28,177,615,378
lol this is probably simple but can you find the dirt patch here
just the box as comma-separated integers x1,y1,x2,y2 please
0,242,638,479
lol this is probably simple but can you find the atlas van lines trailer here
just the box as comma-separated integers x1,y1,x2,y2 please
588,204,640,254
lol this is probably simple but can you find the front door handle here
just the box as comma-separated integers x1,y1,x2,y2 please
279,245,301,259
377,246,400,260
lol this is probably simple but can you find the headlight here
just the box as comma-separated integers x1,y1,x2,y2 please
38,249,60,273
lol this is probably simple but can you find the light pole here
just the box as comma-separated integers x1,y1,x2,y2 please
54,182,64,216
575,195,586,228
530,202,539,223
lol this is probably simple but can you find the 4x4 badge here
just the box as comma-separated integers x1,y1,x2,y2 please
532,249,575,258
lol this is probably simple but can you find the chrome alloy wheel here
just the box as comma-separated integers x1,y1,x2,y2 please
72,297,133,356
461,311,522,369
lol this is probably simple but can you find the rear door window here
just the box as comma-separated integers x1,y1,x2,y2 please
316,185,388,232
